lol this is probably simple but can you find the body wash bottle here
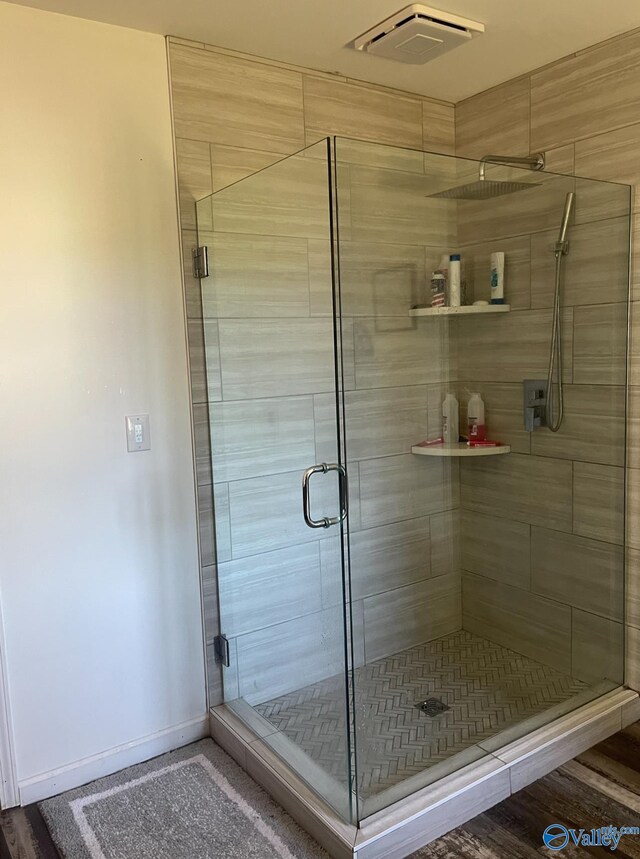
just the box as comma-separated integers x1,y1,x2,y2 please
467,392,486,442
490,252,505,304
442,392,459,445
449,254,461,307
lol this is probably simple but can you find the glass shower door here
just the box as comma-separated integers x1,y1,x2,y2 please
196,140,356,820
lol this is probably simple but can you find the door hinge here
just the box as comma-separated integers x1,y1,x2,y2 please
214,634,230,667
192,245,209,279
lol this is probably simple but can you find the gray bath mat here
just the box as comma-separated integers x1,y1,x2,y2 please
39,739,330,859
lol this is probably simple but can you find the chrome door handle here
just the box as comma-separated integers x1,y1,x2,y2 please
302,463,348,529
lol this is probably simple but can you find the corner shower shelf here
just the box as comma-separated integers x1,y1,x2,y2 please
411,442,511,457
409,304,511,317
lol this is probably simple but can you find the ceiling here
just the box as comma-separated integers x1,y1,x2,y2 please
5,0,640,101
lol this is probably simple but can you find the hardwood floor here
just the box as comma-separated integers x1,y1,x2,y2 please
3,722,640,858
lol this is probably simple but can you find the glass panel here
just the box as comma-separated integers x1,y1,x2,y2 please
331,137,630,820
196,140,355,821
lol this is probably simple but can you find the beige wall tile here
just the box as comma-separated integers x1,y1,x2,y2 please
530,384,625,466
175,138,213,230
182,229,201,319
310,240,431,317
461,510,530,589
456,78,530,159
573,461,624,545
348,165,457,247
462,571,572,674
303,76,423,150
202,565,219,645
236,608,349,704
460,453,573,531
359,454,458,530
218,543,322,637
170,44,305,152
573,303,627,386
459,235,531,310
218,318,354,399
543,144,575,175
423,100,455,155
457,383,531,454
531,30,640,151
193,402,212,485
363,574,461,662
627,547,640,628
200,233,310,318
188,318,207,405
314,386,428,463
573,122,636,220
530,218,629,309
197,482,217,565
627,466,640,551
572,609,624,685
320,517,431,605
227,467,359,559
211,396,315,483
210,153,331,240
203,319,222,404
209,144,284,193
627,624,640,690
430,510,461,578
531,527,624,621
354,317,454,390
212,482,231,563
457,308,573,384
629,302,640,385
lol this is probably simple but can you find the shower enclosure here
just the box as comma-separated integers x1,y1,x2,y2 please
195,137,632,847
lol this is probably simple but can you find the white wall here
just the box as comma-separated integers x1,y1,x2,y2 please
0,1,206,798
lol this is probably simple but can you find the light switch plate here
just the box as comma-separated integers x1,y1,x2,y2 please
126,414,150,452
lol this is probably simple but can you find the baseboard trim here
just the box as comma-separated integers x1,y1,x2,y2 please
18,713,210,805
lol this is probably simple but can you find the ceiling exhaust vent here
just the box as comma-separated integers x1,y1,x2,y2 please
354,4,484,65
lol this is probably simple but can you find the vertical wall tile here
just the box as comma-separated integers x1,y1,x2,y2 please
430,510,461,578
573,462,624,545
188,318,207,405
456,78,530,159
461,510,530,589
423,100,455,155
572,609,624,685
461,454,573,531
202,564,219,644
531,527,624,621
359,454,458,529
530,30,640,151
573,303,627,385
462,572,571,674
218,543,322,637
303,76,423,149
193,403,212,486
170,44,305,152
363,574,461,663
175,138,213,229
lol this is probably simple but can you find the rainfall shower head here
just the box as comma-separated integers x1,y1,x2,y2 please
428,152,545,200
430,179,539,200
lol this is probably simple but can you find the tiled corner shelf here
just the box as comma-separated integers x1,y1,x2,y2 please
412,442,511,457
409,304,511,317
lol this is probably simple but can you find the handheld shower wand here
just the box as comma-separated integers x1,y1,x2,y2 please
545,191,575,432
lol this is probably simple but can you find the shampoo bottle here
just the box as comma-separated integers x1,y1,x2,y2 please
467,392,486,442
449,254,461,307
490,252,505,304
442,392,459,445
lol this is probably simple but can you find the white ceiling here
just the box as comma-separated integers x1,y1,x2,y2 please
5,0,640,101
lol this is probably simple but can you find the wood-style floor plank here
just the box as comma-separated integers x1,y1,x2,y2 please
0,721,637,858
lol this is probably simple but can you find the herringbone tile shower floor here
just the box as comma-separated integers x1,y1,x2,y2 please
256,631,587,798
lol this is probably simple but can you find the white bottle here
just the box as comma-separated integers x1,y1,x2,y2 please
490,252,505,304
467,392,486,442
442,392,459,445
449,254,461,307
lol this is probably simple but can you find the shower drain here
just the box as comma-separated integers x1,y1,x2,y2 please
414,697,450,717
